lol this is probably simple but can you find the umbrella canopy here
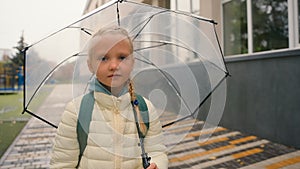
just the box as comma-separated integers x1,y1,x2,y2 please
23,0,229,154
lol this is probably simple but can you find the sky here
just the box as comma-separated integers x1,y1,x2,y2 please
0,0,86,52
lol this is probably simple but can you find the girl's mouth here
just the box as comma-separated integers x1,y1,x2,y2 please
108,74,121,78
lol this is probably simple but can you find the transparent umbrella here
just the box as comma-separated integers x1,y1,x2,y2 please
22,0,229,167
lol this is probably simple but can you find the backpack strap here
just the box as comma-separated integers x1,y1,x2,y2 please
76,92,94,168
76,92,149,168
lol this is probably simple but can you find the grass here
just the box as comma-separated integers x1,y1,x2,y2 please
0,92,30,120
0,87,53,159
0,121,27,158
0,92,28,158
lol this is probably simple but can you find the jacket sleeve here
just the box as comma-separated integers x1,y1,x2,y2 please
50,100,80,169
144,100,169,169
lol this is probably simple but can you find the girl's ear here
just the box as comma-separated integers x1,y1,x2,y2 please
87,59,94,73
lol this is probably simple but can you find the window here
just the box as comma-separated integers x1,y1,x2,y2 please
223,0,248,55
252,0,288,52
170,0,200,15
191,0,200,15
222,0,296,56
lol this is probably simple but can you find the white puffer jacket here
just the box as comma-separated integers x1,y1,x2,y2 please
50,92,168,169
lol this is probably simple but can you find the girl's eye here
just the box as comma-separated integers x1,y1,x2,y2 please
97,56,107,61
119,55,127,60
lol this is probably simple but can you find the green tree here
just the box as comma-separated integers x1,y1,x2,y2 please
252,0,288,52
11,32,27,67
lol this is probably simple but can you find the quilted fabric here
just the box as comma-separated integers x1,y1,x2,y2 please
50,92,168,169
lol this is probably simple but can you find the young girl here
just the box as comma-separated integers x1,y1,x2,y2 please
50,27,168,169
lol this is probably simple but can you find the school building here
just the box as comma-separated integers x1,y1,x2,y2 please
83,0,300,149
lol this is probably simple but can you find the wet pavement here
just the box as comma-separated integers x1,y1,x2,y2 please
0,85,299,168
162,116,300,169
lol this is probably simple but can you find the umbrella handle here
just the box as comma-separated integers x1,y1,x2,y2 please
142,153,151,169
131,100,151,168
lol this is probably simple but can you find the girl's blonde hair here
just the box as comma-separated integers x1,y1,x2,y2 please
88,26,133,59
129,79,148,136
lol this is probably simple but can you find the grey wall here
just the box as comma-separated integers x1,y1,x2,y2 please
221,49,300,149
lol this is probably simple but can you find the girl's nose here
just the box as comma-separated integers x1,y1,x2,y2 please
109,60,120,71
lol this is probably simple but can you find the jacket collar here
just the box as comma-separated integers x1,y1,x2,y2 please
89,76,128,97
89,76,131,110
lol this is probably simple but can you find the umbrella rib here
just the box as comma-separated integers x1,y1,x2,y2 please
162,73,229,128
25,53,80,109
116,0,127,27
130,10,169,41
134,43,167,52
162,114,193,128
117,1,121,26
68,26,93,36
23,47,29,113
23,109,58,128
213,24,230,75
134,57,153,65
131,15,154,41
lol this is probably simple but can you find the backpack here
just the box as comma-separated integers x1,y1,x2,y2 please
76,92,149,168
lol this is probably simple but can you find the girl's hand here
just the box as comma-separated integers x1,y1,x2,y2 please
145,163,158,169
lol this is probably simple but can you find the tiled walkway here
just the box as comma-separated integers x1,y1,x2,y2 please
0,120,56,168
161,115,300,169
0,85,299,168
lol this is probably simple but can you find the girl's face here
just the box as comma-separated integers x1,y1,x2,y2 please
88,34,134,91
